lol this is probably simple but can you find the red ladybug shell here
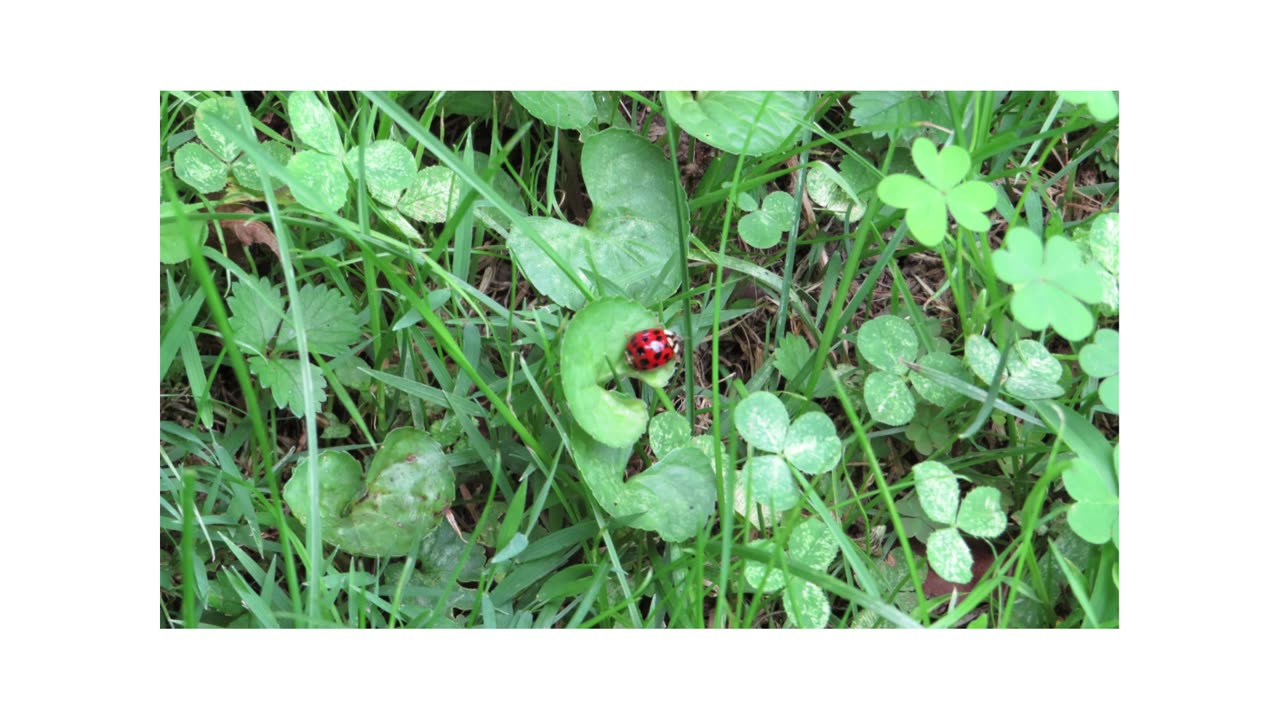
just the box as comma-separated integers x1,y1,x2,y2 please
625,328,680,371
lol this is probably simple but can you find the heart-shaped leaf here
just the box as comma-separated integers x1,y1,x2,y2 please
508,129,684,309
956,487,1006,537
663,91,810,156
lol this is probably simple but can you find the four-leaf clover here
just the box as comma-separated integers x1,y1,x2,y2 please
877,138,997,247
992,227,1104,342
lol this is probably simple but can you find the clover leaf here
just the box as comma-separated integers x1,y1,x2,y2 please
1062,453,1119,546
744,517,840,628
804,161,866,221
913,460,1007,584
1080,328,1119,413
174,96,292,195
964,335,1065,401
732,392,841,523
1059,91,1118,123
876,138,997,247
739,191,797,249
993,227,1104,342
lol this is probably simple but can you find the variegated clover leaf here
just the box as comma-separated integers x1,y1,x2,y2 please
913,460,1007,584
744,517,840,628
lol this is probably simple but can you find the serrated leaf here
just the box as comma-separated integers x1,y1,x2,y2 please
275,284,361,355
226,276,284,354
250,356,327,417
849,91,948,141
773,334,810,381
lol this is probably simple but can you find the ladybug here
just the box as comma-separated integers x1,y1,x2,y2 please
625,328,680,371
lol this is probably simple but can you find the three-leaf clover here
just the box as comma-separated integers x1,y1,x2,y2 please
913,460,1007,584
964,335,1066,401
992,227,1104,342
1079,328,1119,413
732,392,841,524
877,138,997,247
738,191,797,249
744,517,840,628
857,315,969,426
173,96,291,194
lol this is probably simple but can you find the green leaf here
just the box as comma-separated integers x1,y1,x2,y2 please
508,129,684,309
738,191,796,249
857,315,918,374
193,96,242,161
805,160,865,220
926,527,973,584
1059,91,1118,123
911,138,968,191
740,455,800,511
994,228,1103,342
226,276,284,354
1061,456,1119,545
784,412,841,475
512,91,596,130
648,412,692,459
909,351,966,406
914,460,960,525
287,150,349,213
1099,375,1119,414
174,143,228,193
946,181,996,232
288,90,344,156
561,297,671,448
231,140,291,192
875,173,931,209
743,538,787,593
782,580,831,629
904,191,947,248
789,517,839,570
863,371,915,426
283,428,457,557
956,487,1006,537
1080,329,1119,379
250,356,327,417
964,335,1065,400
772,333,810,381
663,91,810,156
398,166,460,223
344,140,417,206
734,391,790,452
275,283,362,355
849,91,948,139
160,201,208,264
627,447,716,542
1087,213,1119,276
1029,398,1117,495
